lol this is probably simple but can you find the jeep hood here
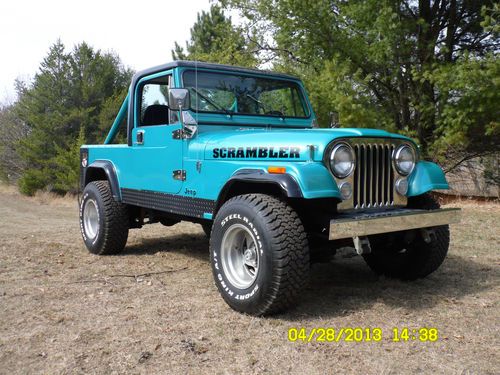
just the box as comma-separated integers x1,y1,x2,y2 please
190,127,414,162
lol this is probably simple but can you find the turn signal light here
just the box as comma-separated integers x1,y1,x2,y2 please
268,166,286,174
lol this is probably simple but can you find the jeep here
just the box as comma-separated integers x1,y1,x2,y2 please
79,61,461,315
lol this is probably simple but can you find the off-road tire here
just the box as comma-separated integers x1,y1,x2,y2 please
363,193,449,280
201,222,212,238
79,181,129,255
210,194,309,315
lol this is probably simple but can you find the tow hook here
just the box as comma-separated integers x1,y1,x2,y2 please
353,236,371,255
421,228,436,243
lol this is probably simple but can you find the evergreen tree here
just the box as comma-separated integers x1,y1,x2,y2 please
172,5,257,67
13,40,132,195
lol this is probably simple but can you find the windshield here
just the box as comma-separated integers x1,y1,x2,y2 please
182,70,310,118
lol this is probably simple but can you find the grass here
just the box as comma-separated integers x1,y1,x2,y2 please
0,188,498,374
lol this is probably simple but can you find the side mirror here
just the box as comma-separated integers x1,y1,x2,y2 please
168,88,190,111
169,88,196,139
329,111,340,128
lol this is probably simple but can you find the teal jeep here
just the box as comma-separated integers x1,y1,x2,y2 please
79,61,461,315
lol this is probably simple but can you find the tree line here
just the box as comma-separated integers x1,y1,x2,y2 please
0,1,498,195
0,41,132,194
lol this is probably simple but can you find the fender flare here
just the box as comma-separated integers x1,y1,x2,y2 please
407,160,449,197
216,169,303,208
83,160,121,201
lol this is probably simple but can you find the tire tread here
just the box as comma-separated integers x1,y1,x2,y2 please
83,181,129,255
363,193,449,280
211,193,309,315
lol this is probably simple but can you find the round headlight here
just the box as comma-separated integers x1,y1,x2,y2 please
330,143,355,178
395,178,408,195
339,181,353,200
394,145,416,176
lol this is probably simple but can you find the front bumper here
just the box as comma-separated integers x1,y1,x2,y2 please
329,208,461,240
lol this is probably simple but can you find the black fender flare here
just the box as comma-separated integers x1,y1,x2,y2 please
83,160,121,201
216,169,303,209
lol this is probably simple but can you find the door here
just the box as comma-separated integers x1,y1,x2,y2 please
125,72,184,194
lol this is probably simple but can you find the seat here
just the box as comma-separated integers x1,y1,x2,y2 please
142,104,169,126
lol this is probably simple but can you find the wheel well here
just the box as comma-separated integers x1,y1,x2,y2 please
216,181,286,212
83,163,121,201
216,180,339,239
85,167,107,185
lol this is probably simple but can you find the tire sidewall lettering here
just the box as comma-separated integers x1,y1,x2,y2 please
79,192,89,242
212,212,266,302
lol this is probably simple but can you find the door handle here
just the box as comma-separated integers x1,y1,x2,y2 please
136,130,145,145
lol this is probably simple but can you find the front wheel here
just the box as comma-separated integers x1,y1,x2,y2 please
79,181,129,255
362,194,450,280
210,194,309,315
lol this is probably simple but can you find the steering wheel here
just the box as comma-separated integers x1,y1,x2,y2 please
265,110,285,117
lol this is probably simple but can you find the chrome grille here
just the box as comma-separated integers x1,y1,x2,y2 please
353,143,395,209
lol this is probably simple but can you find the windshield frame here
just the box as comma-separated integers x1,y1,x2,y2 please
180,69,312,120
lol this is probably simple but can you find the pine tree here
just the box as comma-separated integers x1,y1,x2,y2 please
13,40,133,195
172,5,256,67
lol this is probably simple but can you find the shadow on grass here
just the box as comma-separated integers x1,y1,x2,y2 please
119,229,494,319
283,254,494,320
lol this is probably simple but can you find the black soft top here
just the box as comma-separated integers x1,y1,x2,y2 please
131,60,300,88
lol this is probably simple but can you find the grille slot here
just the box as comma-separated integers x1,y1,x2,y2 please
353,143,395,209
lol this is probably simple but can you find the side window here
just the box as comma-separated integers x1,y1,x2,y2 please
139,75,177,126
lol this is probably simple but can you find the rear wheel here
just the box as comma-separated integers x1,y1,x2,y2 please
362,194,449,280
79,181,129,255
210,194,309,315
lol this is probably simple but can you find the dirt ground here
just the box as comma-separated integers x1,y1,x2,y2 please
0,186,498,375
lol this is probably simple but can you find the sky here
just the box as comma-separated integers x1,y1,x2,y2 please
0,0,215,104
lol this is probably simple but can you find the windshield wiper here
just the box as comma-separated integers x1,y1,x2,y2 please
246,94,267,112
191,88,232,116
246,94,285,118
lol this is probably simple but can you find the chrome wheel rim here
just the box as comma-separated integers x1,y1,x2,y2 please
83,199,99,240
220,224,259,289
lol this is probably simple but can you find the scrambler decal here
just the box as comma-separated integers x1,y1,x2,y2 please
213,213,262,300
212,146,301,159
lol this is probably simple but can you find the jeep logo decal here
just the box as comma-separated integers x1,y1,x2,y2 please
212,146,300,159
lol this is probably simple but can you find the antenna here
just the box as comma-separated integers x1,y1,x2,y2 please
195,56,198,124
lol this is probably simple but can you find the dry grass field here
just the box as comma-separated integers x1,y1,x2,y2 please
0,185,498,374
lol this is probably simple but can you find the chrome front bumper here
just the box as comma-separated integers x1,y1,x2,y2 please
329,208,461,240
